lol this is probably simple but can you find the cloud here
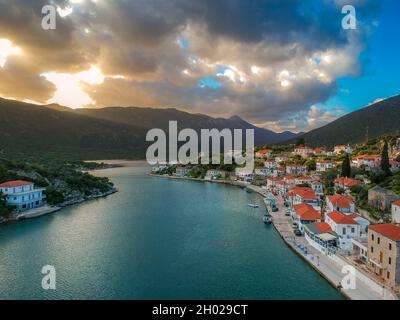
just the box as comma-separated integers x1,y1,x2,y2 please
0,0,381,130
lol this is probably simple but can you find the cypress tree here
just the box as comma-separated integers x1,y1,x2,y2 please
381,141,391,176
341,154,351,177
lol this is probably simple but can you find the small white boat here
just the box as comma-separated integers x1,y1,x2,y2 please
248,204,259,208
263,214,272,224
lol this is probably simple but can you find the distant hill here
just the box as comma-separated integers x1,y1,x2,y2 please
0,98,147,160
288,95,400,148
73,106,300,145
0,98,298,160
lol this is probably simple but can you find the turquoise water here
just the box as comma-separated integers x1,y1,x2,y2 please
0,163,343,299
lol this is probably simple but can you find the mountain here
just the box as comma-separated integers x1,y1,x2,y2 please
73,106,299,145
287,95,400,148
0,98,147,160
0,97,298,160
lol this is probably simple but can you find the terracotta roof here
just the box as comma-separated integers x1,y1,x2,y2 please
268,177,283,181
335,177,361,187
0,180,33,188
314,222,333,233
369,224,400,241
354,154,381,160
289,187,317,200
327,194,354,208
327,211,358,225
257,149,272,154
392,201,400,207
293,203,321,221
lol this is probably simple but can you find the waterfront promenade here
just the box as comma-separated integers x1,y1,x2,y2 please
151,174,398,300
248,185,397,300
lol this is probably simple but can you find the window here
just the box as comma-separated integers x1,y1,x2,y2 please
351,228,355,233
380,252,384,264
377,237,380,244
389,243,392,250
371,247,374,253
387,271,390,279
389,257,392,265
343,227,346,235
372,234,375,241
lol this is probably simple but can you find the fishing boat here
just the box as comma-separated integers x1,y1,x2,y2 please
263,214,272,224
248,204,259,208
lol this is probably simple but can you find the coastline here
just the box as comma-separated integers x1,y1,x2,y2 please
150,173,398,300
1,188,118,224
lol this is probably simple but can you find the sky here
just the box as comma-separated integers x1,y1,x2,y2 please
0,0,399,133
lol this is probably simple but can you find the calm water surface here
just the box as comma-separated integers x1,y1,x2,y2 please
0,163,343,299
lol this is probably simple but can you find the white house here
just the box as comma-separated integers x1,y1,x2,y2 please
288,187,319,207
272,167,286,177
316,160,334,172
0,180,45,212
255,149,273,159
334,145,353,154
304,222,338,254
392,201,400,223
292,203,321,233
390,160,400,172
263,160,278,169
255,167,271,176
295,176,313,186
175,167,192,176
311,181,324,196
267,177,283,189
275,156,287,164
352,155,382,169
334,177,361,191
236,169,254,182
326,211,361,251
286,164,307,176
326,194,356,214
294,146,314,158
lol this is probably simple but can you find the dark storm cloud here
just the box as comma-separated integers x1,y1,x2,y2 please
0,0,380,130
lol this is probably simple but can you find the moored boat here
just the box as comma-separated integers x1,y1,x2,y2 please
263,214,272,224
248,204,259,208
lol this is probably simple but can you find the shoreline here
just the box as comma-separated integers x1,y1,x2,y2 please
1,188,118,224
150,173,397,300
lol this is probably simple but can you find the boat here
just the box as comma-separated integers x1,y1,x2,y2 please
263,214,272,224
248,204,259,208
246,188,253,193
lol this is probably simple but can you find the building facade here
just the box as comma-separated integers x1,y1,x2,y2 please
368,224,400,288
0,180,45,212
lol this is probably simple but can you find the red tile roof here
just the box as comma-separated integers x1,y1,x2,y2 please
335,177,361,187
289,187,317,200
354,154,381,160
393,201,400,207
0,180,33,188
369,224,400,241
314,222,333,233
294,203,321,221
327,211,358,225
257,149,272,154
327,194,354,208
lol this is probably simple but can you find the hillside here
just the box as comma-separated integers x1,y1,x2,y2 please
0,98,298,160
0,98,147,160
73,106,299,145
289,95,400,148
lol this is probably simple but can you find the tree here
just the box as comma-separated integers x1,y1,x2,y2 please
305,159,316,172
381,141,391,176
341,154,351,177
0,191,9,216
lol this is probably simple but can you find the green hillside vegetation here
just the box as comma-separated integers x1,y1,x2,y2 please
286,95,400,148
0,158,114,215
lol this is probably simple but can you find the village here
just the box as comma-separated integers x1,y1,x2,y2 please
152,137,400,299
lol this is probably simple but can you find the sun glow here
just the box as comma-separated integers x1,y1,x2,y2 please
0,39,22,67
42,66,105,108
